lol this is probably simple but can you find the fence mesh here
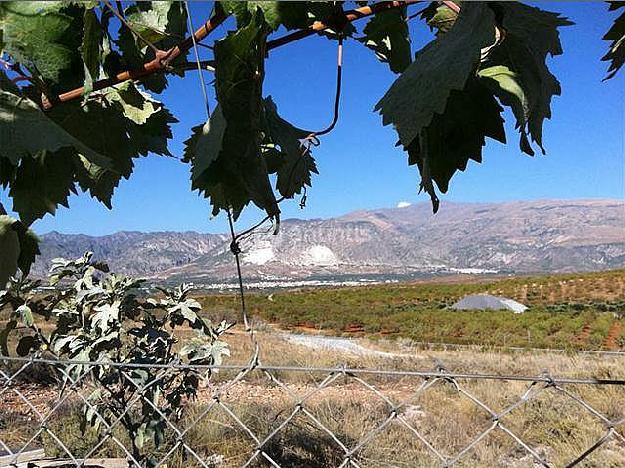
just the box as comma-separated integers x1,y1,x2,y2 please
1,355,624,468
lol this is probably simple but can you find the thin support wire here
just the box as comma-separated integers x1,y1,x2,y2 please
184,0,212,120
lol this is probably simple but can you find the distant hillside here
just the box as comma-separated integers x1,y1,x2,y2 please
36,231,226,277
33,199,625,283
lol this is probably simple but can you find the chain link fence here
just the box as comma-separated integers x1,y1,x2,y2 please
1,355,625,467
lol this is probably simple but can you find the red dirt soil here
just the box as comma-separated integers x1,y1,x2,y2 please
604,321,623,350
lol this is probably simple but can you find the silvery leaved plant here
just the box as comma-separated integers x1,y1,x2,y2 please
0,252,232,464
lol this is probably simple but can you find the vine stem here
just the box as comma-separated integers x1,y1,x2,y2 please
42,7,229,109
42,0,421,110
266,0,420,50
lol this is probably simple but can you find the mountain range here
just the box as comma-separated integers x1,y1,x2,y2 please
33,199,625,286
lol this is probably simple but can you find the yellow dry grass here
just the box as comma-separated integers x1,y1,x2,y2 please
3,330,624,467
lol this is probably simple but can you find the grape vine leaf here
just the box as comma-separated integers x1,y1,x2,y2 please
42,82,175,209
313,2,357,40
0,1,82,82
123,1,185,44
0,158,14,188
602,1,625,80
405,78,505,213
359,6,411,74
117,1,188,93
184,106,227,183
9,149,76,225
212,11,279,219
221,1,282,31
0,72,111,168
109,81,161,125
127,106,177,157
73,156,117,209
375,2,497,147
100,9,124,79
421,2,459,36
263,97,318,198
482,2,572,154
184,106,254,218
478,65,533,155
223,1,356,36
269,2,311,31
81,7,102,96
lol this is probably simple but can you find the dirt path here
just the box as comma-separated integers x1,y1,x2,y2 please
282,334,412,358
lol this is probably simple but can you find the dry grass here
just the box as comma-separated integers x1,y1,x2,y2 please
2,331,625,467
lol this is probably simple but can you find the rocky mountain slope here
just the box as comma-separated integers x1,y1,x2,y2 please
33,200,625,283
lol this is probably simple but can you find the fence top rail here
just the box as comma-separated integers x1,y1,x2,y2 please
2,355,625,386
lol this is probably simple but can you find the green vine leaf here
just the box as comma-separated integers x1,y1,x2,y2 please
221,1,282,31
184,107,249,218
116,1,188,93
212,10,278,219
405,77,505,213
422,2,459,36
81,7,102,97
15,223,40,278
478,65,533,154
0,1,82,82
375,2,497,147
46,82,175,208
359,6,411,74
184,106,227,186
307,2,356,39
221,2,355,35
123,1,185,45
602,1,625,80
109,81,162,125
9,149,76,225
0,159,14,188
0,72,111,168
482,2,572,154
263,96,318,199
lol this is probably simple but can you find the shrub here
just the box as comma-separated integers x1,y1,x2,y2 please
0,252,232,464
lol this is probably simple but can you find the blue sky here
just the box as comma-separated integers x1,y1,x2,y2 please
6,2,624,235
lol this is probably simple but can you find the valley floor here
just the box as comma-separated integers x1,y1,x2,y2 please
197,269,625,352
3,269,625,466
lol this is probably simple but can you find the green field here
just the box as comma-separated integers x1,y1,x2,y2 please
198,270,625,351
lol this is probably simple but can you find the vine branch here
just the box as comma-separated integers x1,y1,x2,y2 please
42,0,421,110
42,7,229,109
